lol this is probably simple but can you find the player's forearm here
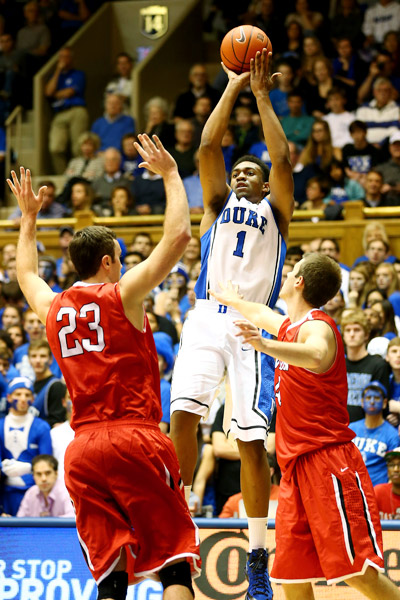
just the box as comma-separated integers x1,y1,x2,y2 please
201,81,242,147
254,91,290,165
17,215,40,291
234,299,281,335
162,169,191,254
262,338,324,369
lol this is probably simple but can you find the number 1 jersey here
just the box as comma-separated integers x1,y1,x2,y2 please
46,282,162,430
195,191,286,305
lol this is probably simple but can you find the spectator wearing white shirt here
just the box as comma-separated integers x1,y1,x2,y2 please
355,77,400,145
50,389,74,485
362,0,400,47
323,87,354,149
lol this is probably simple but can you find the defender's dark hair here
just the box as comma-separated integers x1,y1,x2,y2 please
297,253,342,307
68,226,117,280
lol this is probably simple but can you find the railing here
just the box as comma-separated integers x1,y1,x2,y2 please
0,203,399,267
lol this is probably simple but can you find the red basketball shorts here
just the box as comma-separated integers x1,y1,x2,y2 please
271,442,384,584
64,419,201,585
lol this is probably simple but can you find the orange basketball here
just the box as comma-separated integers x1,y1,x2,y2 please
220,25,272,74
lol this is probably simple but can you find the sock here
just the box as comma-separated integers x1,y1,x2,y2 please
184,485,192,505
248,517,268,552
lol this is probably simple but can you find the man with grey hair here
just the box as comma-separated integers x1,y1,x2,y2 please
91,93,135,152
92,147,131,207
355,77,400,145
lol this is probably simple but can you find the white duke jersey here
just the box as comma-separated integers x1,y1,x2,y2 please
195,191,286,305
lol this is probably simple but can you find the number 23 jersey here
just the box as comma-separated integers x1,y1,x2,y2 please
46,282,162,430
195,191,286,305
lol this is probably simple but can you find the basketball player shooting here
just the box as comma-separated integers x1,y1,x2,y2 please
170,49,294,600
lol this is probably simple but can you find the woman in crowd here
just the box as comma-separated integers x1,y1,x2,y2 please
299,119,340,170
110,186,136,217
64,132,104,182
347,263,375,309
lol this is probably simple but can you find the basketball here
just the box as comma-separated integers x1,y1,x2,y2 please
220,26,272,74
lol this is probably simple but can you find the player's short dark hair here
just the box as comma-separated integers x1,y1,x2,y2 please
297,253,342,307
68,226,117,280
32,454,58,472
231,155,270,182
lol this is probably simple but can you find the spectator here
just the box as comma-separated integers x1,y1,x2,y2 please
57,0,90,46
1,305,22,329
221,126,236,176
16,1,50,76
323,158,365,205
351,381,399,486
342,120,383,183
56,226,74,287
129,232,153,257
383,30,400,76
288,141,317,206
28,339,66,427
387,337,400,424
131,165,166,215
123,251,144,271
50,389,74,485
153,331,174,434
319,237,350,301
279,21,303,62
362,0,400,48
66,179,94,214
0,377,52,515
376,131,400,205
358,49,400,105
299,118,340,170
300,175,331,210
332,36,368,89
143,96,175,148
247,0,284,45
355,77,400,146
17,454,74,517
330,0,364,47
104,52,133,114
284,0,323,35
341,310,391,422
374,446,400,519
353,221,397,267
110,185,136,217
365,237,391,267
323,87,354,149
191,95,212,148
268,60,297,118
91,93,135,152
233,104,261,160
168,120,196,179
300,34,325,86
38,255,63,293
376,263,400,298
362,169,398,207
121,132,140,179
45,46,89,174
0,32,24,120
183,150,203,214
347,264,375,309
173,63,220,119
13,309,53,379
64,131,104,181
322,289,346,325
91,147,131,206
281,91,314,147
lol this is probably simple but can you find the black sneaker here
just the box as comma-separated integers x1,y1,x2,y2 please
245,548,273,600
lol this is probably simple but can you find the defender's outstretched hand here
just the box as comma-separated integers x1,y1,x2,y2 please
209,280,242,306
234,320,266,353
250,49,281,95
134,134,178,178
7,167,46,217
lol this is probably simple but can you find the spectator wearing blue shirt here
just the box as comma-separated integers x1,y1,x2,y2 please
91,94,135,152
45,47,89,174
183,151,203,214
351,381,400,486
153,332,174,434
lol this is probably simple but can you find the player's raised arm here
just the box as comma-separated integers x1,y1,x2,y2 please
210,281,285,336
119,134,191,306
199,67,250,222
250,50,294,240
7,168,56,324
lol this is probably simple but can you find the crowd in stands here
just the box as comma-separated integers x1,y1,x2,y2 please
2,0,400,519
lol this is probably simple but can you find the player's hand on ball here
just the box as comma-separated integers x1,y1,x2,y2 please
134,134,178,178
221,62,250,87
209,280,242,306
234,320,265,353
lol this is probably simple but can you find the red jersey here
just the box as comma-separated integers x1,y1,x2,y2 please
374,483,400,519
46,282,162,430
275,309,355,477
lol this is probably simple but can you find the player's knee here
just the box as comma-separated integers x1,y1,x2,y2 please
97,571,128,600
159,561,194,597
